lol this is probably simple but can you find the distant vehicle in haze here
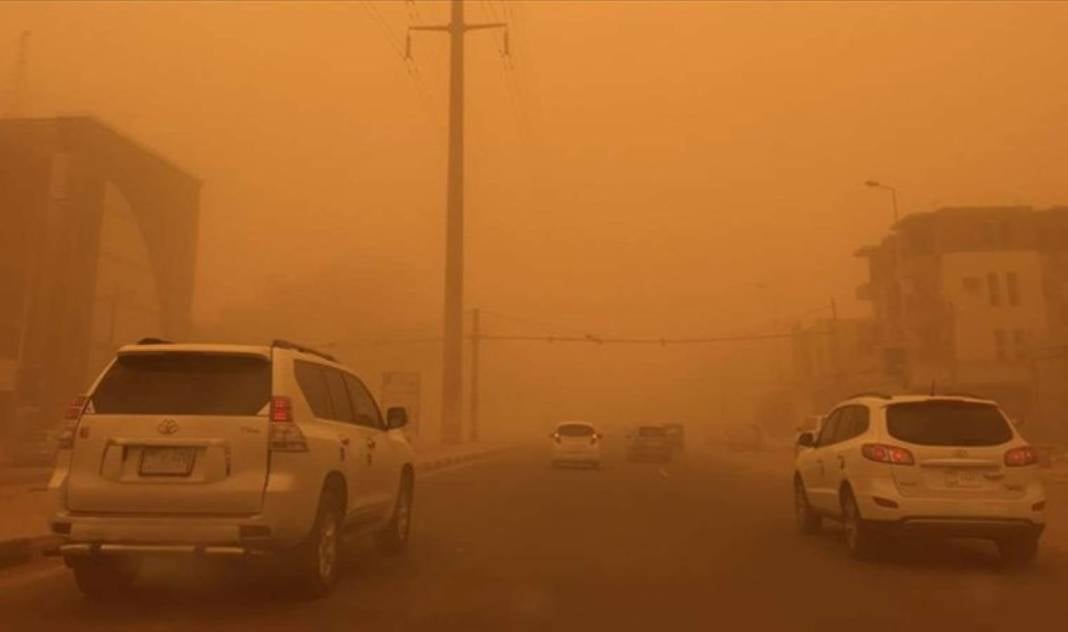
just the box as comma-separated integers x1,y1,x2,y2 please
48,339,416,600
793,394,1045,565
550,421,602,469
663,423,686,453
627,425,673,463
726,423,765,452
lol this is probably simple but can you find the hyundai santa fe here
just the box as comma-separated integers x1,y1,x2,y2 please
793,394,1045,564
47,339,416,599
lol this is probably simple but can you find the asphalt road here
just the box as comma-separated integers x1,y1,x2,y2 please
1,444,1067,631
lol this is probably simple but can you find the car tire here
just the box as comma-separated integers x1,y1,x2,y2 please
292,489,343,598
377,474,413,555
841,490,880,560
70,556,140,601
997,534,1038,567
794,479,821,535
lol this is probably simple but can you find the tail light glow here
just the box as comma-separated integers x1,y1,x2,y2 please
862,443,915,465
1005,446,1038,467
268,396,306,452
270,396,292,423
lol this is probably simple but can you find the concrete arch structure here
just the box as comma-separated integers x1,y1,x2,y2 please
0,116,199,428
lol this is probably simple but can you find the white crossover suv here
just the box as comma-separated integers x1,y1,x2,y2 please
47,339,416,599
793,394,1045,564
550,421,602,468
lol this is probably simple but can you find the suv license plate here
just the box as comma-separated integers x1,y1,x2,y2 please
140,447,196,476
945,469,981,488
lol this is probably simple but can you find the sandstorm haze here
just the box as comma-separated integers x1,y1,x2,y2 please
3,0,1068,438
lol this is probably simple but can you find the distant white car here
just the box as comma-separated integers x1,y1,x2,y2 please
793,394,1045,565
550,421,602,468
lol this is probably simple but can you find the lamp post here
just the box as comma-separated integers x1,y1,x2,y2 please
864,180,899,225
864,179,908,389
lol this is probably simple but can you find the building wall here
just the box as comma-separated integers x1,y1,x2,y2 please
941,250,1047,381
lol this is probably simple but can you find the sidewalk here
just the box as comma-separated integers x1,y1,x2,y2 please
0,441,510,569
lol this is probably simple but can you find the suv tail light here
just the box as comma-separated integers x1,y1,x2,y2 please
552,433,561,444
1005,446,1038,467
268,396,307,452
862,443,914,465
57,396,89,449
590,434,599,446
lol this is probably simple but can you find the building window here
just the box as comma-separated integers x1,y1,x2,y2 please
994,329,1008,361
1006,272,1020,306
987,272,1001,307
962,276,983,296
1013,329,1028,360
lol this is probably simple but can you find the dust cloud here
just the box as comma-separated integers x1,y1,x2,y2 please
3,0,1068,442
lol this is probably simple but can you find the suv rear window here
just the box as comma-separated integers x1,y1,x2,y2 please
638,426,665,437
557,424,594,437
92,353,270,416
886,400,1013,446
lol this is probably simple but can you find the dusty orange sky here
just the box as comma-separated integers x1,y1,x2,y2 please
3,1,1068,432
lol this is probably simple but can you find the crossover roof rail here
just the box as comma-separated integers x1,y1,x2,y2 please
271,339,337,362
137,337,173,345
845,392,893,400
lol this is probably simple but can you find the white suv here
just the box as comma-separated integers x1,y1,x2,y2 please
793,394,1045,564
47,339,415,599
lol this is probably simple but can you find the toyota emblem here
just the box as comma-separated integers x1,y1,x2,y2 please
157,419,179,435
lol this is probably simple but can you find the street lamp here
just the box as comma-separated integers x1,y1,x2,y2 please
864,180,908,388
864,180,899,224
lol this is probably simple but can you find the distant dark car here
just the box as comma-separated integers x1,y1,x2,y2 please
663,423,685,452
627,425,673,462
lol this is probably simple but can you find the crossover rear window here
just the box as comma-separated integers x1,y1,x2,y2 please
886,401,1013,447
638,426,666,437
557,424,594,437
91,353,271,416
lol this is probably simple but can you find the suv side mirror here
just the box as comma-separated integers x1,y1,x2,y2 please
386,406,409,429
797,432,815,448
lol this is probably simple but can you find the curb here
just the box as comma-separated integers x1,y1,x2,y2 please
0,535,59,570
417,445,512,474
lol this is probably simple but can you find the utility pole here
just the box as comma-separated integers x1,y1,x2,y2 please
8,31,29,117
408,1,506,445
469,307,481,442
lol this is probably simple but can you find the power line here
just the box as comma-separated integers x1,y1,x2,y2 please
359,1,433,117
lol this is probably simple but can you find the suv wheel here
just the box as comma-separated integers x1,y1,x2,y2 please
377,475,413,555
997,535,1038,567
794,479,821,535
293,490,342,598
841,490,879,560
70,556,140,601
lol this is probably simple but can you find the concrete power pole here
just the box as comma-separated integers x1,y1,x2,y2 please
469,307,481,442
409,1,506,445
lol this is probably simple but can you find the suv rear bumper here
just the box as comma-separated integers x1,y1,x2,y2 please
48,511,304,556
57,542,261,558
865,517,1044,540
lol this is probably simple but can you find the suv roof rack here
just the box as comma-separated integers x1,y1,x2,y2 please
845,391,893,400
271,339,336,363
941,391,988,400
137,337,173,345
